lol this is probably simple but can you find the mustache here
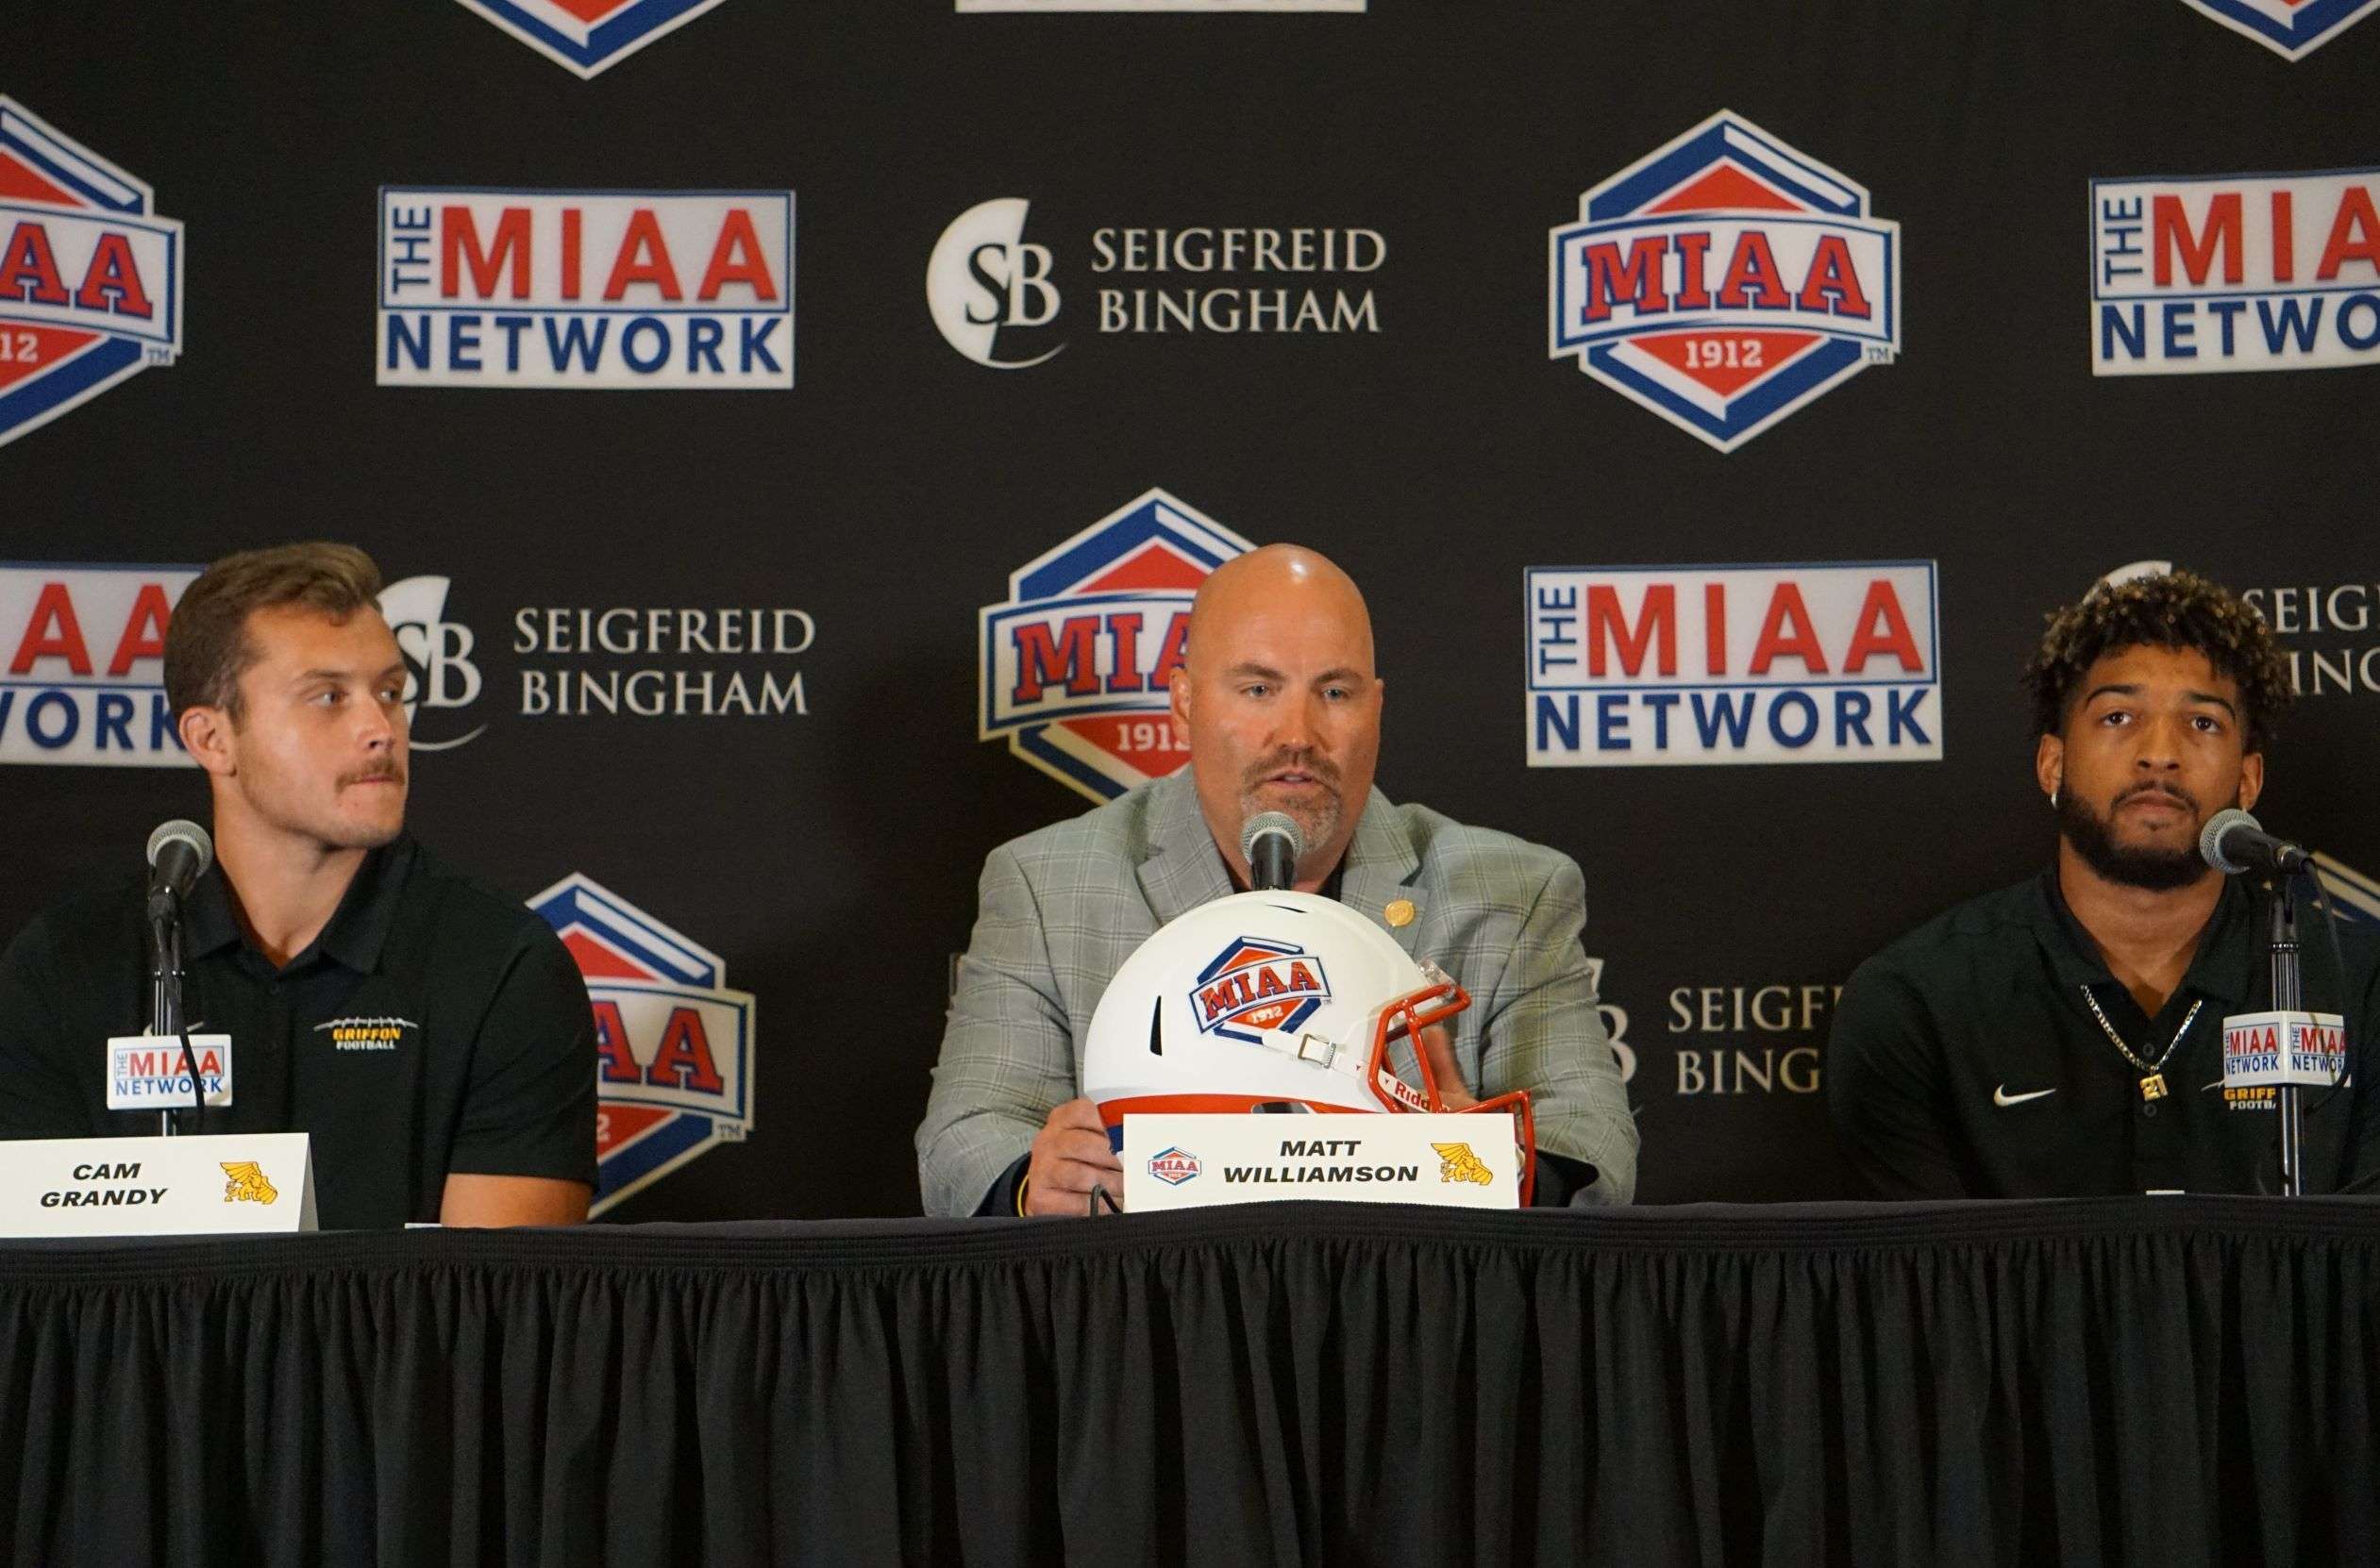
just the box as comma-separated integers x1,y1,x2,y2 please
340,765,407,788
2115,780,2197,810
1242,750,1340,791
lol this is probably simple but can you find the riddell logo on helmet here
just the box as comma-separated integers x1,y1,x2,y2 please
1191,937,1332,1043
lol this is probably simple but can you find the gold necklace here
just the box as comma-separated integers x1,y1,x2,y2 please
2079,988,2204,1102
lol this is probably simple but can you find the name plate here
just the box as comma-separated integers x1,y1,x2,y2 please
1121,1113,1519,1211
0,1133,316,1238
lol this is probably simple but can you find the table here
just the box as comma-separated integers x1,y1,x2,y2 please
3,1197,2374,1566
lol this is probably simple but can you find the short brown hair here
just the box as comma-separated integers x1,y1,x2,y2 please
2023,568,2292,752
164,542,385,720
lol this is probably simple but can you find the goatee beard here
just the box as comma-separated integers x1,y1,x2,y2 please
2056,785,2216,892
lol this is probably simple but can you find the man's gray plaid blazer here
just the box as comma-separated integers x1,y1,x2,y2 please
916,769,1638,1214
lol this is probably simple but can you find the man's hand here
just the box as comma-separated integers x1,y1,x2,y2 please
1416,1024,1479,1111
1025,1097,1126,1215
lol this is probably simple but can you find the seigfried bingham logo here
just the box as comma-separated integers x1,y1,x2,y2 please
1148,1146,1201,1186
379,575,488,751
1190,937,1332,1043
2092,168,2380,375
929,199,1383,370
453,0,729,77
0,99,183,451
378,190,794,389
980,489,1251,800
531,875,756,1215
1527,562,1940,766
2177,0,2376,58
1550,110,1899,453
0,564,196,766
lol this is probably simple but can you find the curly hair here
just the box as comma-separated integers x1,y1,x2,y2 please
2024,569,2291,751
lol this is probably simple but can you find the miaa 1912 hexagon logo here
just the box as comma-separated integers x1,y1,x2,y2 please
1190,936,1332,1043
531,875,754,1215
2180,0,2376,58
1550,110,1899,454
0,100,182,452
980,488,1253,800
453,0,728,77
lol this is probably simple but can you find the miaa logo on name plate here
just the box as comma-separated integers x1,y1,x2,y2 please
980,489,1252,801
2179,0,2377,59
453,0,729,77
1550,110,1899,453
531,875,755,1215
0,100,183,452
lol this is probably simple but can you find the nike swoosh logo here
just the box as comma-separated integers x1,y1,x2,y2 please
2202,1078,2227,1093
1992,1085,2057,1107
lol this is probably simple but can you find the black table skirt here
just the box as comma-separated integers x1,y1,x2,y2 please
2,1197,2374,1567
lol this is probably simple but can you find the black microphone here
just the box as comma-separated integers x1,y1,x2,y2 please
146,819,213,907
1239,811,1304,892
2200,808,2310,877
143,820,213,1136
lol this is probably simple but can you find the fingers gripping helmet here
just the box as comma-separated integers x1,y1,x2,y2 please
1082,890,1537,1202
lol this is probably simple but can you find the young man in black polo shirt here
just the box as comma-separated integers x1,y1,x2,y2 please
1827,569,2379,1197
0,542,595,1228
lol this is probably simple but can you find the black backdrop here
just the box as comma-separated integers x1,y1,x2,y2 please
5,0,2374,1221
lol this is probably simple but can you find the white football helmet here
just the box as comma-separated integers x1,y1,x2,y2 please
1081,890,1537,1200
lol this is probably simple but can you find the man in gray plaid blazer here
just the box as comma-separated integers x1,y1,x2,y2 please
917,544,1637,1215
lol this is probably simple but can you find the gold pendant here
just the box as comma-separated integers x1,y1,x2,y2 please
2140,1073,2169,1102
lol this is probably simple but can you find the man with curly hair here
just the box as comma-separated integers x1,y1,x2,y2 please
1826,569,2380,1196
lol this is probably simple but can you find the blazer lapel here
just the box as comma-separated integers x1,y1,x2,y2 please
1135,771,1233,926
1339,787,1424,957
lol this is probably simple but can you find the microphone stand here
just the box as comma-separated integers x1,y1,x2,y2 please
2267,876,2303,1197
145,887,203,1138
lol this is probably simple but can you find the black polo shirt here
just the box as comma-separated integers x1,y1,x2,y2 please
0,835,596,1229
1826,868,2380,1197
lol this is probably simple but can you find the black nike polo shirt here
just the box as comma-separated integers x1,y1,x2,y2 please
0,835,596,1229
1826,869,2380,1197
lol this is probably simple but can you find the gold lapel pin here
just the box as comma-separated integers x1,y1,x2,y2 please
1384,898,1416,929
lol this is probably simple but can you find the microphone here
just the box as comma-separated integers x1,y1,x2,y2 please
142,819,212,1137
146,819,213,906
1240,811,1304,892
2200,809,2309,877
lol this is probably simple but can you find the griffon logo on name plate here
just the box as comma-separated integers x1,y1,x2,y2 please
531,875,754,1215
1526,562,1941,766
1550,110,1900,453
0,99,183,451
2178,0,2376,58
980,489,1252,801
0,563,199,766
452,0,729,77
377,190,794,389
2092,168,2380,375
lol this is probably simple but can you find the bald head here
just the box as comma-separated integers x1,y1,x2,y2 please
1169,543,1384,892
1185,544,1375,680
